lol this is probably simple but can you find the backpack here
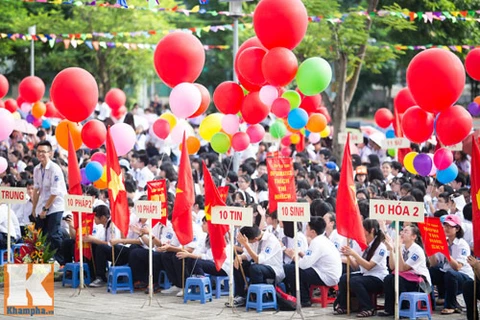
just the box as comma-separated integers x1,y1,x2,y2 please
275,286,297,311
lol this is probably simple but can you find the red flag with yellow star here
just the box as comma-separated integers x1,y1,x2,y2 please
106,128,129,238
471,135,480,256
172,133,195,245
203,161,229,271
336,133,367,250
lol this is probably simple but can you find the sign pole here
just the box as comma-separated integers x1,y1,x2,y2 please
294,225,304,319
148,217,153,304
229,224,234,308
78,211,84,290
7,203,11,263
394,221,400,320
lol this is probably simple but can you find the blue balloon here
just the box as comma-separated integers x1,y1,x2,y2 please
287,108,308,129
436,163,458,184
385,129,395,139
85,161,103,182
41,119,51,129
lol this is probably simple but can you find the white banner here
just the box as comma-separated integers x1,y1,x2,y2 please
211,206,253,226
278,202,310,222
369,199,424,222
65,195,94,213
382,138,410,149
338,132,364,144
135,200,162,219
0,187,28,204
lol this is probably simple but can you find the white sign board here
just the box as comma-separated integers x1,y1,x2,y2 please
135,200,162,219
65,195,94,213
445,142,463,151
0,187,28,204
278,202,310,222
369,199,424,223
382,138,410,149
338,132,364,144
212,206,253,226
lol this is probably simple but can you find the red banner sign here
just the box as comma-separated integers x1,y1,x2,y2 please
267,157,296,213
75,215,94,262
147,180,167,227
418,217,450,261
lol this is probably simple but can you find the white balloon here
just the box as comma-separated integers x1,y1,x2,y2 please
0,157,7,174
259,85,278,107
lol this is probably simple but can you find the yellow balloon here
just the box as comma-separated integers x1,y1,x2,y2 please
159,113,177,129
320,126,331,138
290,133,300,144
404,152,418,175
100,166,107,182
199,113,223,142
11,111,21,120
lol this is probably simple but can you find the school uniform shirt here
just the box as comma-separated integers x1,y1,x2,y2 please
193,239,232,275
33,160,67,215
93,219,121,243
161,221,203,250
137,166,154,190
402,243,432,285
244,231,285,283
11,198,33,227
435,237,474,279
283,232,308,264
327,229,346,253
0,204,20,240
298,234,342,286
359,240,389,280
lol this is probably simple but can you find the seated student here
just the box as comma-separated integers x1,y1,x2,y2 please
282,221,308,265
428,215,473,314
283,218,342,307
231,225,284,307
335,219,388,317
463,256,480,320
379,225,432,317
83,205,122,287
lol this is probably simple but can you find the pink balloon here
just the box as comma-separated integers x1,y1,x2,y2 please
221,114,240,135
91,152,107,166
110,123,136,156
259,85,278,106
246,124,265,143
231,132,251,152
428,153,437,176
169,83,201,119
21,103,32,113
281,146,291,157
271,98,291,118
0,157,7,174
170,122,190,145
308,132,321,144
0,109,14,141
433,148,453,170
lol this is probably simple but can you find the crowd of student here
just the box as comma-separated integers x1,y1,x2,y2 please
0,107,479,319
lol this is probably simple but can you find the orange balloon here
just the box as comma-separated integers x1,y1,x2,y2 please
475,96,480,105
55,120,83,151
31,101,46,119
93,179,107,189
306,113,327,133
290,133,300,144
284,120,300,133
186,136,201,154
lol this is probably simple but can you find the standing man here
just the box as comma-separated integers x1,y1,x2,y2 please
31,141,67,261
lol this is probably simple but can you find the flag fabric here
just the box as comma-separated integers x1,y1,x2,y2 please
203,161,229,271
393,106,411,164
336,133,368,250
471,135,480,257
67,130,93,261
106,128,129,238
172,133,195,245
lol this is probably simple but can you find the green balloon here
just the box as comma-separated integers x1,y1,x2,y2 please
281,90,301,109
388,149,396,158
270,120,287,139
296,57,332,96
211,132,231,154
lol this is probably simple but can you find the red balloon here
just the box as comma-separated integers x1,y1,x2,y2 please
436,105,472,146
81,119,106,149
153,118,171,140
281,135,291,146
51,67,98,123
19,76,45,103
401,106,434,144
4,99,17,113
241,92,270,125
105,88,126,110
262,48,298,87
394,88,416,114
246,124,265,143
271,98,290,118
465,48,480,81
298,92,322,114
374,108,394,129
237,47,267,86
281,146,291,157
190,84,210,118
318,107,331,123
16,96,25,108
253,0,308,50
406,48,465,113
213,81,244,114
231,132,250,152
154,32,205,88
111,105,127,119
44,102,63,118
234,37,265,92
0,74,9,99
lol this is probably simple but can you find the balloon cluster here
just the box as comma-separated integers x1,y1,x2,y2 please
467,96,480,117
83,152,108,188
403,148,457,183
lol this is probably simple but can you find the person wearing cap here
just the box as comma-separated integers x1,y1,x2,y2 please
360,133,386,164
355,166,368,188
428,215,474,314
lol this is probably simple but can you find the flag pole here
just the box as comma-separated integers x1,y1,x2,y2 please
182,246,185,294
111,224,115,267
7,203,11,263
346,238,350,315
474,275,477,320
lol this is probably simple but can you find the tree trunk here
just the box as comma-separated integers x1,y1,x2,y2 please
96,50,110,98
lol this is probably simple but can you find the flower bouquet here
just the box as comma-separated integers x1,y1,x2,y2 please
14,224,56,264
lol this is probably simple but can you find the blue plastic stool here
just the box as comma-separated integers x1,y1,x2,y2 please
0,249,13,265
183,277,213,304
12,243,27,256
246,284,277,313
62,263,91,288
209,275,229,299
159,270,171,289
399,292,432,320
107,266,134,294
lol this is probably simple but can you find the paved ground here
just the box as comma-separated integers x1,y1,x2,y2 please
0,281,470,320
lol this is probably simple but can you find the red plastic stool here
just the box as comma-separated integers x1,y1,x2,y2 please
309,285,338,308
